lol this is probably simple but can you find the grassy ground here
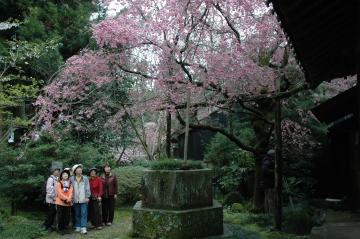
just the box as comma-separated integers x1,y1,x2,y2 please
0,199,309,239
39,208,133,239
0,200,133,239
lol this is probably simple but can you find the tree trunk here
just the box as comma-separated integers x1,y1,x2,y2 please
11,200,17,216
166,112,171,158
274,77,283,230
183,89,191,161
253,155,264,212
264,188,277,214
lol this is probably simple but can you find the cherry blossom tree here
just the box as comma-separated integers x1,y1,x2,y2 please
35,0,312,210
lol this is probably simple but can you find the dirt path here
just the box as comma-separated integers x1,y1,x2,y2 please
311,210,360,239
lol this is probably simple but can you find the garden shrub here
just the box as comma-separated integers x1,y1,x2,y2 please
224,209,273,228
0,197,10,232
205,133,254,196
113,166,145,205
231,203,246,213
205,133,254,167
242,214,273,228
130,159,151,168
223,191,244,206
231,202,254,213
150,158,204,170
283,206,314,235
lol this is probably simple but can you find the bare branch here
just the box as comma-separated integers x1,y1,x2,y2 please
213,3,241,44
176,110,258,155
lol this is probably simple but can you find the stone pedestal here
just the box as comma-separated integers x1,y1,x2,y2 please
132,169,224,239
142,169,213,209
133,200,223,239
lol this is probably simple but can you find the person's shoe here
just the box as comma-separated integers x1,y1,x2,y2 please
96,226,103,230
75,227,81,232
81,227,87,234
106,222,112,226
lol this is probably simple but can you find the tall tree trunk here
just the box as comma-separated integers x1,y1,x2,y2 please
183,89,191,161
274,77,283,230
251,99,274,212
253,155,264,212
166,111,171,158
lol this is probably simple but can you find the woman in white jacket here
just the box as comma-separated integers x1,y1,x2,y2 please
42,166,60,231
70,164,91,234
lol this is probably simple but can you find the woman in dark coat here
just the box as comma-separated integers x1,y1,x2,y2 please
101,163,118,226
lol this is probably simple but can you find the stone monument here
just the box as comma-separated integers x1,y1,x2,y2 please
133,168,223,239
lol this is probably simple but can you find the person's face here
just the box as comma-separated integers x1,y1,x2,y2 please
104,166,111,173
53,169,60,177
62,172,69,180
75,167,82,175
90,170,97,177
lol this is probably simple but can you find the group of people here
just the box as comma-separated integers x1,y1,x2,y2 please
42,163,118,235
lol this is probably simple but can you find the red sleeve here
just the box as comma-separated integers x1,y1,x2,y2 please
98,177,104,197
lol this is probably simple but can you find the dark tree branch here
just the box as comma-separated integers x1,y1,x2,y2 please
116,64,155,79
214,3,241,44
176,110,258,155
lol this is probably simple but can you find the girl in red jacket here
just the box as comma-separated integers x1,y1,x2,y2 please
88,168,103,230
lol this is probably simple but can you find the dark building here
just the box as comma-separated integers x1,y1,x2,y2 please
173,111,228,161
312,86,360,209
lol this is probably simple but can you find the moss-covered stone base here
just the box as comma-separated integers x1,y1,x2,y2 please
142,169,213,210
133,200,223,239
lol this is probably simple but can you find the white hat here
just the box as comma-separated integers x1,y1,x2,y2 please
72,164,83,174
267,149,275,156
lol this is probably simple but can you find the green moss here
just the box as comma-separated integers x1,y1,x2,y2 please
133,201,223,239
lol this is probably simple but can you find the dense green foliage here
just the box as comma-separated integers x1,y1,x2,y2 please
223,192,244,206
205,133,255,195
112,166,145,205
0,0,97,132
283,206,314,235
0,1,96,58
